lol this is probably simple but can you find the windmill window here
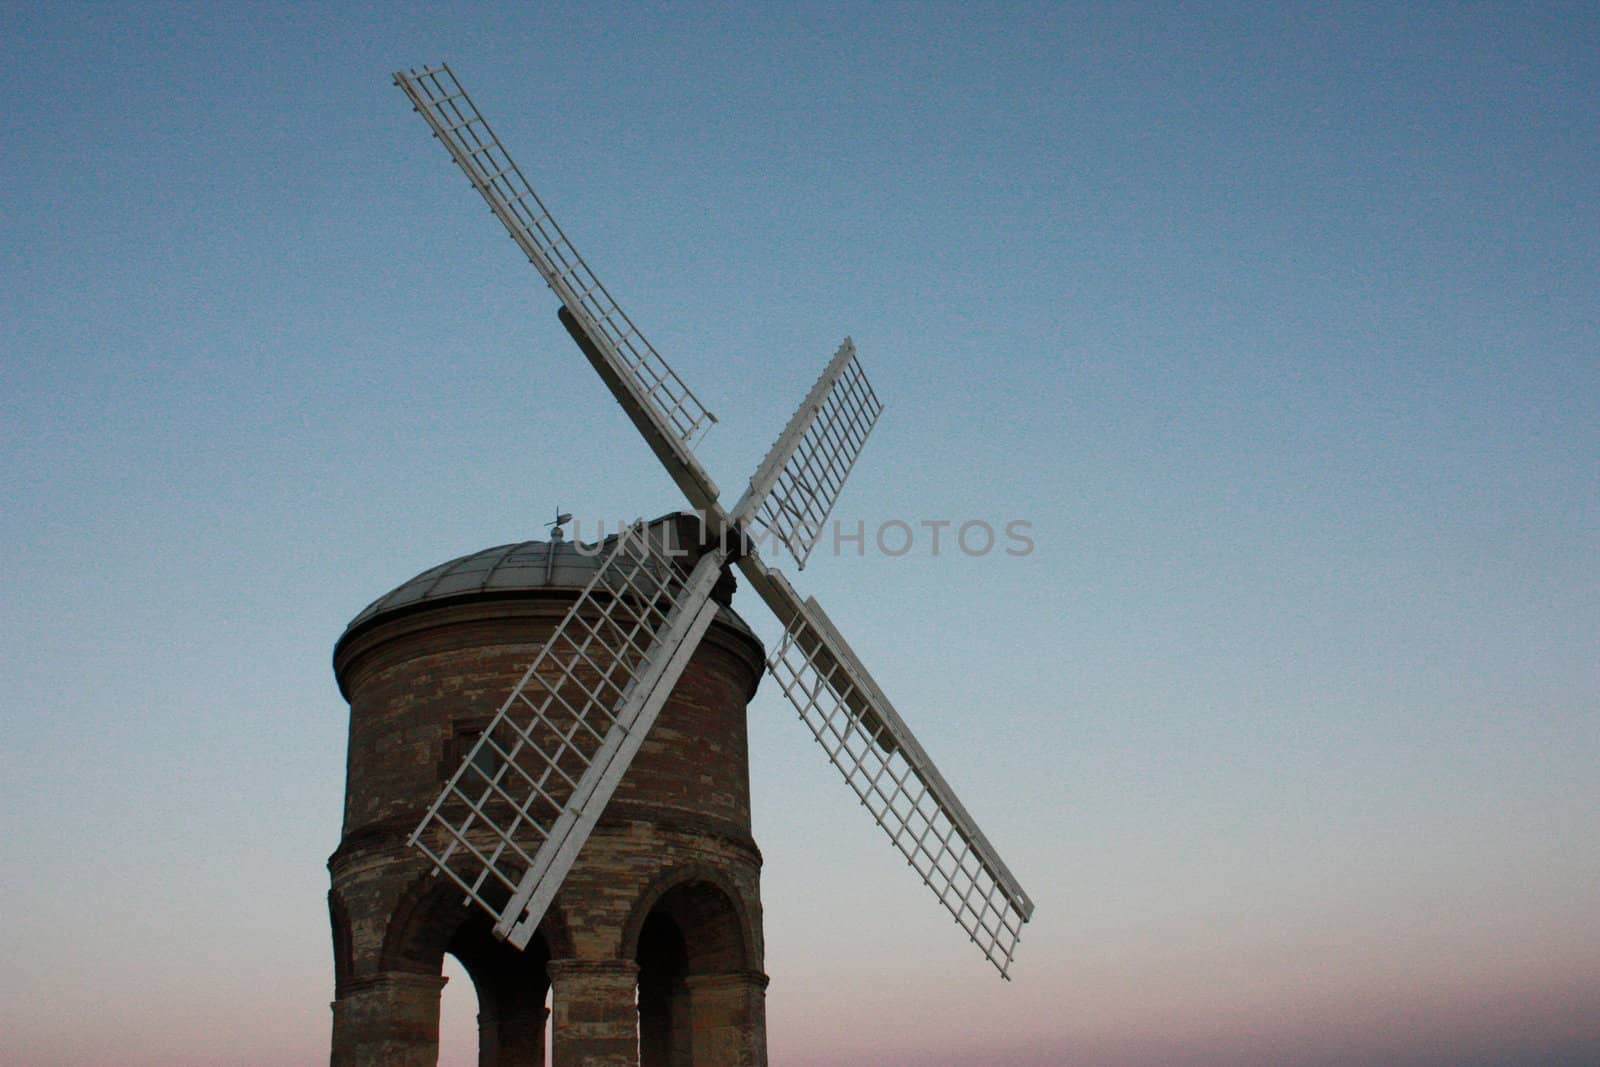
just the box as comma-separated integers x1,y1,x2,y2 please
468,736,505,787
443,721,506,787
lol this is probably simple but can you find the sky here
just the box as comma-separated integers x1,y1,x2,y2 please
2,2,1596,1064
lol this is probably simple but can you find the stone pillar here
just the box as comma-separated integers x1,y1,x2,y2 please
686,971,769,1067
329,971,448,1067
477,992,549,1066
548,959,641,1067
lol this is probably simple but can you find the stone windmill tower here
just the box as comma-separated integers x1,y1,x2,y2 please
329,524,769,1065
324,62,1034,1067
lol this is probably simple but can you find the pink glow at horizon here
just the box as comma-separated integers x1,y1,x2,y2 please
756,945,1598,1066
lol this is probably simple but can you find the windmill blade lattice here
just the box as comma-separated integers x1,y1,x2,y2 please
410,519,725,946
394,64,717,450
736,339,883,568
394,62,1034,980
765,594,1035,977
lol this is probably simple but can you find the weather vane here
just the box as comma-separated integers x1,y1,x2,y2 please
545,508,573,542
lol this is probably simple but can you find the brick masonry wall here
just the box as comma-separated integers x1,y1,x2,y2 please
329,587,768,1065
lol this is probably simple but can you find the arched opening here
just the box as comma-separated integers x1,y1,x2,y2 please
440,946,554,1067
449,923,552,1067
439,953,478,1067
636,910,690,1067
380,872,566,1066
631,878,759,1066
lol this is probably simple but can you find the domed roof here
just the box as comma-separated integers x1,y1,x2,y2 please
341,534,754,641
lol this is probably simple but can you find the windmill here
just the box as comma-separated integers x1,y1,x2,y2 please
393,63,1034,979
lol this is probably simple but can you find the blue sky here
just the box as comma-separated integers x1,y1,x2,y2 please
2,3,1596,1065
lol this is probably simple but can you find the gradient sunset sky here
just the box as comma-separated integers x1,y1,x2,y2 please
3,3,1596,1065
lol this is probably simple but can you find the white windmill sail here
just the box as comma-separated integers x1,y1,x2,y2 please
394,63,721,510
394,63,1034,978
408,518,724,947
759,573,1036,977
722,335,1036,975
558,306,721,514
733,339,883,568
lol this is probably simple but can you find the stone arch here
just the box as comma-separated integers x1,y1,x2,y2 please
375,868,573,1065
625,866,768,1067
381,868,576,974
380,869,471,974
621,863,761,975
